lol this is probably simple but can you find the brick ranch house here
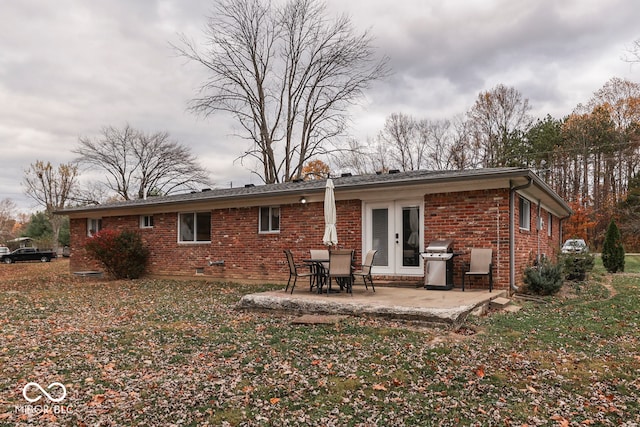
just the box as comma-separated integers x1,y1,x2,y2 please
58,167,571,292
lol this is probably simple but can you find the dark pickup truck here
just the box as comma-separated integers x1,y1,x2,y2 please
1,247,57,264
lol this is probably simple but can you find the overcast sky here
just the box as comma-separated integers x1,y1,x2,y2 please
1,0,638,213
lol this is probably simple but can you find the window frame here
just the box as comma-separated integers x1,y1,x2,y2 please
258,206,280,234
140,215,154,229
547,213,552,237
87,218,102,237
178,212,211,243
519,197,531,231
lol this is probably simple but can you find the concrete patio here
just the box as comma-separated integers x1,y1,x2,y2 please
237,284,507,327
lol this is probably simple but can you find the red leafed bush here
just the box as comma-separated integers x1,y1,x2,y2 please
85,229,149,279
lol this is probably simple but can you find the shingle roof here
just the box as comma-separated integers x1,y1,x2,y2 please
56,167,568,215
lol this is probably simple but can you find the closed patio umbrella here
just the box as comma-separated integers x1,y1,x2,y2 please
322,178,338,247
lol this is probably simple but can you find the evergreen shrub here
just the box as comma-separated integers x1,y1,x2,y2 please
602,219,625,273
523,259,563,295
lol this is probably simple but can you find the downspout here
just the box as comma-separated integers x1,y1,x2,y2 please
537,199,542,263
509,177,533,293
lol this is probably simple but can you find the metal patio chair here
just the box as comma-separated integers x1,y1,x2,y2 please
326,249,354,295
462,248,493,292
308,249,330,292
284,249,314,294
352,249,377,292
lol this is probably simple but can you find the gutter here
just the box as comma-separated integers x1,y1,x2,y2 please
509,176,533,293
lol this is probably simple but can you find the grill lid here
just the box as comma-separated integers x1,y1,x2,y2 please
420,252,454,260
425,239,453,253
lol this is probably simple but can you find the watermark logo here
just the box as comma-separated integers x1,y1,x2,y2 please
22,382,67,403
15,382,72,416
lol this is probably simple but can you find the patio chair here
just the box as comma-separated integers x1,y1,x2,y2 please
284,249,314,294
352,249,377,292
326,249,354,295
462,248,493,292
308,249,329,292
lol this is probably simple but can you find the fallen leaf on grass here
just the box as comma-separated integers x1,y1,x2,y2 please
550,414,569,426
372,383,387,391
269,397,280,404
88,394,106,406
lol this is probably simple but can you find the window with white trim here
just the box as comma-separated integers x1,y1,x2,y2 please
547,213,552,237
519,197,530,230
178,212,211,242
87,218,102,237
259,206,280,233
140,215,154,228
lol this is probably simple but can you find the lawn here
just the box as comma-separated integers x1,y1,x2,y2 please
1,259,639,426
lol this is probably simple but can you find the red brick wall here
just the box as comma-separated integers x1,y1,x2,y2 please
424,189,510,289
69,191,561,290
422,189,561,290
70,200,362,282
513,196,561,289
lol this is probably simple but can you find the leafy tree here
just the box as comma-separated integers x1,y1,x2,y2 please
601,219,625,273
301,159,330,180
176,0,388,184
525,115,563,172
23,161,78,251
23,212,52,240
85,229,149,279
563,199,597,242
75,124,211,201
21,212,70,249
617,172,640,250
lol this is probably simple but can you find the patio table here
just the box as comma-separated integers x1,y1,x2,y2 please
303,258,330,293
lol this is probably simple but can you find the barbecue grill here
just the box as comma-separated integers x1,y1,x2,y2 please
421,239,455,290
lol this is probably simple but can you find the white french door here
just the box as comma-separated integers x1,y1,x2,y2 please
364,200,424,276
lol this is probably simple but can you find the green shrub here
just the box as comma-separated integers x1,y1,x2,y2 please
523,259,563,296
602,219,625,273
85,229,149,279
561,253,595,281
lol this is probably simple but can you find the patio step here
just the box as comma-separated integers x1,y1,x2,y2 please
490,297,512,309
490,297,522,313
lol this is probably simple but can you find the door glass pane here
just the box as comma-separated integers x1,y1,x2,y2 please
371,208,388,266
402,206,420,267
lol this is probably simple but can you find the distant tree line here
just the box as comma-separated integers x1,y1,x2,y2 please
333,78,640,250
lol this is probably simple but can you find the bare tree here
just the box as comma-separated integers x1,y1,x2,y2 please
332,138,377,175
175,0,388,184
467,84,533,167
421,118,457,170
623,38,640,63
23,161,78,250
74,124,211,201
0,198,18,243
378,113,425,171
